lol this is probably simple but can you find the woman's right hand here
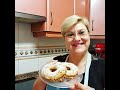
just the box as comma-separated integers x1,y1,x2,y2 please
32,77,47,90
69,82,93,90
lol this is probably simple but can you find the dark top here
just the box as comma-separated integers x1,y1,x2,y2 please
53,54,105,90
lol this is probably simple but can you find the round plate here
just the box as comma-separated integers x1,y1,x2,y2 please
39,68,83,88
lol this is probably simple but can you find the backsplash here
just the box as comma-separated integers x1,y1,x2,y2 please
15,46,68,58
15,22,69,81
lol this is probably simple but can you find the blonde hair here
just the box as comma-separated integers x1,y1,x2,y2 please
61,15,90,37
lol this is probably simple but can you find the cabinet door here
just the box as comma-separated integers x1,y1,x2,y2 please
15,0,46,16
89,0,105,35
75,0,86,17
47,0,74,32
75,0,90,19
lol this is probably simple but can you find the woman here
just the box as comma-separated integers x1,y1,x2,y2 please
32,15,105,90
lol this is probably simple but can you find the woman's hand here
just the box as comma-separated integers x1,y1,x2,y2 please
70,82,93,90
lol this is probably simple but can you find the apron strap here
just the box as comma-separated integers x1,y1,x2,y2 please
84,52,91,86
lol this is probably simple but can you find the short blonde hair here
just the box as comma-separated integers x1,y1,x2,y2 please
61,15,90,37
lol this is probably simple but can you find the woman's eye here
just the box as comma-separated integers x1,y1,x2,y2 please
78,31,85,34
66,32,74,36
79,29,88,35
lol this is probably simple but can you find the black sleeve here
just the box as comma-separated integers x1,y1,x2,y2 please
96,58,105,88
97,57,105,88
90,56,105,90
53,54,68,62
101,60,105,88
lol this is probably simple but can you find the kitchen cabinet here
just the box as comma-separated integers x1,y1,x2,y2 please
75,0,90,19
48,0,74,32
15,0,89,38
75,0,105,39
89,0,105,37
15,0,46,16
31,0,74,37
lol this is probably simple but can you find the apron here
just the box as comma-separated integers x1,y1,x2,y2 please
46,52,92,90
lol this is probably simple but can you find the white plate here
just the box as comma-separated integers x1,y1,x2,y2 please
39,68,83,88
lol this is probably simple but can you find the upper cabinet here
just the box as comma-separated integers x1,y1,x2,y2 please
31,0,74,37
48,0,74,32
75,0,90,19
15,0,105,39
89,0,105,39
76,0,105,39
15,0,46,16
15,0,47,24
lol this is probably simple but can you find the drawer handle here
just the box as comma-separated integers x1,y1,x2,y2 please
50,12,53,25
92,20,94,31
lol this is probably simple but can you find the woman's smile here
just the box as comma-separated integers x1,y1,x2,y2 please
72,42,84,47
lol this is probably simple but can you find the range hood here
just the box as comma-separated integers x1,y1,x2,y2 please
15,11,62,38
15,11,46,23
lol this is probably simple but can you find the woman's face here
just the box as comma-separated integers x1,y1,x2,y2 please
64,22,90,54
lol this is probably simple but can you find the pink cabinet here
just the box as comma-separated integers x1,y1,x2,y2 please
31,0,74,37
15,0,46,16
48,0,74,32
89,0,105,36
75,0,86,17
16,0,94,38
75,0,105,39
75,0,90,19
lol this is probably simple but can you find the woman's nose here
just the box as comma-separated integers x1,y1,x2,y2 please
74,34,81,40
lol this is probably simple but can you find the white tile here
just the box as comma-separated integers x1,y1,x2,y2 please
38,56,56,70
19,58,39,74
19,23,30,42
15,60,19,75
38,38,65,46
15,23,19,43
18,23,39,47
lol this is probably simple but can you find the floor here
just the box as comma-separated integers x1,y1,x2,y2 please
15,79,36,90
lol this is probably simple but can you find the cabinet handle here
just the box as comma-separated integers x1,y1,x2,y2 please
50,12,53,25
92,20,94,31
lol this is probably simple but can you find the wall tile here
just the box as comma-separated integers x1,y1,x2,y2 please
38,56,56,70
38,38,65,46
15,22,68,79
19,58,39,74
18,23,39,47
15,23,19,44
15,22,66,47
15,47,68,58
15,60,19,75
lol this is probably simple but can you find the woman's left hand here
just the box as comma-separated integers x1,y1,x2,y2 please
70,82,93,90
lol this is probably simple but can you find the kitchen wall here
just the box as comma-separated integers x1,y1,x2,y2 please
15,22,69,78
15,22,105,89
